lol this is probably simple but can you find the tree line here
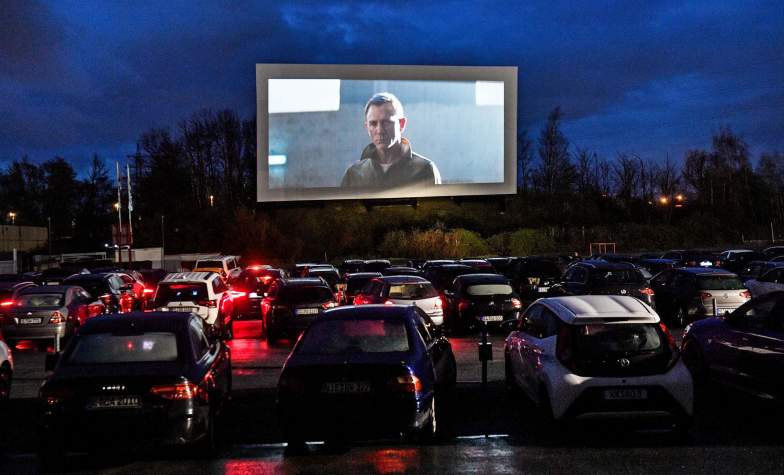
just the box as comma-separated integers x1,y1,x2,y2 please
1,107,783,261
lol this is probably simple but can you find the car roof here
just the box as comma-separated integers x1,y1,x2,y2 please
677,267,738,276
346,272,383,279
321,304,414,321
160,272,218,282
19,285,70,294
574,260,638,270
64,274,108,281
280,277,330,286
78,311,193,335
378,275,429,284
539,295,658,324
454,273,508,284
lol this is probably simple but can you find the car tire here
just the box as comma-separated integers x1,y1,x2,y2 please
0,365,12,400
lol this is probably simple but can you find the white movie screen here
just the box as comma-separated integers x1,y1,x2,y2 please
256,64,517,202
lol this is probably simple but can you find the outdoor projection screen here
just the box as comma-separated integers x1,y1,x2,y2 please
256,64,517,202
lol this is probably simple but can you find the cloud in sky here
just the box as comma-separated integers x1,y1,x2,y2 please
0,0,782,173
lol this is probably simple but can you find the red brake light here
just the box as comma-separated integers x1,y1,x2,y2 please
511,298,522,309
0,300,14,307
384,300,394,305
196,299,217,308
322,301,337,310
49,311,65,324
740,290,751,299
458,299,471,312
639,287,654,296
699,292,713,300
434,297,443,309
387,373,422,394
143,288,155,294
150,381,207,401
659,322,676,350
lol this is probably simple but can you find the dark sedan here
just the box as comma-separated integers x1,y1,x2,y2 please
442,273,523,333
38,312,232,470
62,273,128,313
277,305,456,447
681,291,784,402
337,272,382,305
230,267,288,319
553,260,655,307
262,278,338,343
3,285,105,350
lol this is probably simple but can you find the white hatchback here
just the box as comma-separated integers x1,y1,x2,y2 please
504,295,693,429
0,339,13,400
153,272,234,337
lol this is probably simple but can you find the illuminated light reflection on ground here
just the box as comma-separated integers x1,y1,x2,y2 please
223,459,281,475
362,448,420,474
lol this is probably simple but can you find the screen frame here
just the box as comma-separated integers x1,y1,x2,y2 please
256,64,518,203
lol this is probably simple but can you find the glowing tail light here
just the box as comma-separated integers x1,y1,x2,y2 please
740,290,751,299
0,300,14,307
387,373,423,394
322,301,338,309
434,298,443,309
150,381,207,401
458,299,471,312
511,298,522,309
699,292,713,301
49,311,65,324
99,294,112,305
658,322,676,350
143,288,155,295
196,299,218,308
384,300,395,305
639,287,655,296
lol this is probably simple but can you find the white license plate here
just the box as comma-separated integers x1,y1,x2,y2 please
86,395,141,410
322,381,371,394
537,286,550,293
479,315,503,322
603,388,648,400
296,308,319,315
20,317,42,324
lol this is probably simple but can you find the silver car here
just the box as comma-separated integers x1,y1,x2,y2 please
353,275,444,325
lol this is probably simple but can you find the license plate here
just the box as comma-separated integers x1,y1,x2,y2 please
296,308,319,315
20,317,42,324
322,382,371,394
603,388,647,400
479,315,503,322
537,286,550,293
86,395,141,410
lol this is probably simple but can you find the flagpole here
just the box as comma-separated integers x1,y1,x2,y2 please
116,161,123,265
127,163,134,264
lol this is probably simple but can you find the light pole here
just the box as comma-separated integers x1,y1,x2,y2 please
161,214,166,270
47,216,52,257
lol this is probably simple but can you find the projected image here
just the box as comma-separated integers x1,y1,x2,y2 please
257,65,516,202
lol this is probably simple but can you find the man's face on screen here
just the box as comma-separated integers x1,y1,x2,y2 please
365,103,405,151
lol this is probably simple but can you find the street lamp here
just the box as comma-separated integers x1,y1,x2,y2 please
7,211,16,224
209,195,214,207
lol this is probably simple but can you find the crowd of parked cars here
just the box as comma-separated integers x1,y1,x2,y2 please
1,246,783,468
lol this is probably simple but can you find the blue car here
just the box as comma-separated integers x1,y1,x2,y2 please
276,304,456,446
681,291,784,402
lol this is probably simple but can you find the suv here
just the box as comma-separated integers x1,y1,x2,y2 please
554,261,655,307
193,255,242,280
62,273,127,313
504,295,692,431
650,267,751,326
261,278,337,343
153,272,234,338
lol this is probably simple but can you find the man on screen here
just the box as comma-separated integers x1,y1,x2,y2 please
341,92,441,188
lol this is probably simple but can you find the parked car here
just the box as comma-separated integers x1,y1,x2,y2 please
650,267,750,327
38,312,232,470
739,260,784,283
423,263,477,293
745,266,784,298
504,295,692,431
637,258,678,276
277,304,456,446
717,249,763,274
34,267,80,286
230,267,288,319
62,273,128,313
261,278,337,343
681,291,784,402
442,273,522,333
381,266,423,277
0,339,13,401
353,276,444,326
303,266,341,294
193,255,242,280
0,280,36,317
339,259,365,275
506,257,562,306
3,285,105,350
153,272,234,339
761,246,784,260
661,250,722,268
337,272,382,305
486,257,514,276
458,259,495,273
552,261,655,307
361,259,392,273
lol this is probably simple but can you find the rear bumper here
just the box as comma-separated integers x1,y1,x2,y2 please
3,323,69,341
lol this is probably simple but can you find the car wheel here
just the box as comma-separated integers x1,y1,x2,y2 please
0,365,12,400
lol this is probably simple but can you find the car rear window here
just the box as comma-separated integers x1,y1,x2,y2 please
346,276,378,292
66,332,178,364
17,293,64,307
154,283,208,304
387,283,438,299
572,323,664,356
65,280,108,298
589,270,645,284
278,286,333,303
697,276,744,290
195,260,223,269
465,284,513,296
298,319,410,354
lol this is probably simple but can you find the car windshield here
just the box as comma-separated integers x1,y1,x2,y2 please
65,332,178,364
298,319,410,354
697,276,744,290
154,283,208,304
572,323,664,355
195,260,223,269
17,293,64,307
65,280,108,298
387,283,438,300
465,284,513,296
590,270,644,284
278,286,333,303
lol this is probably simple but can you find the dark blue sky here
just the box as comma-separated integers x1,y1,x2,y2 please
1,0,782,175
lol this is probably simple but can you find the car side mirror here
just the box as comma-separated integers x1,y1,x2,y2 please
45,352,60,371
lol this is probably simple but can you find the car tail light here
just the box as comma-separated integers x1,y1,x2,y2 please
120,293,134,313
99,294,112,305
278,372,306,395
49,311,65,324
639,287,655,296
0,300,14,307
699,292,713,301
458,299,471,312
196,299,217,308
387,373,422,394
384,300,395,305
230,291,247,299
555,323,577,372
150,381,207,401
511,298,522,309
40,386,71,406
659,322,680,367
434,297,443,309
143,288,155,295
322,301,337,310
740,290,751,299
353,295,367,305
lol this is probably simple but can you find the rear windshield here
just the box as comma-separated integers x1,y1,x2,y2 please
298,319,410,354
195,260,223,269
589,270,645,284
65,279,108,298
277,286,333,303
346,276,378,292
697,276,744,290
155,283,208,304
465,284,513,296
573,323,664,355
387,283,438,300
66,332,178,364
17,293,64,307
